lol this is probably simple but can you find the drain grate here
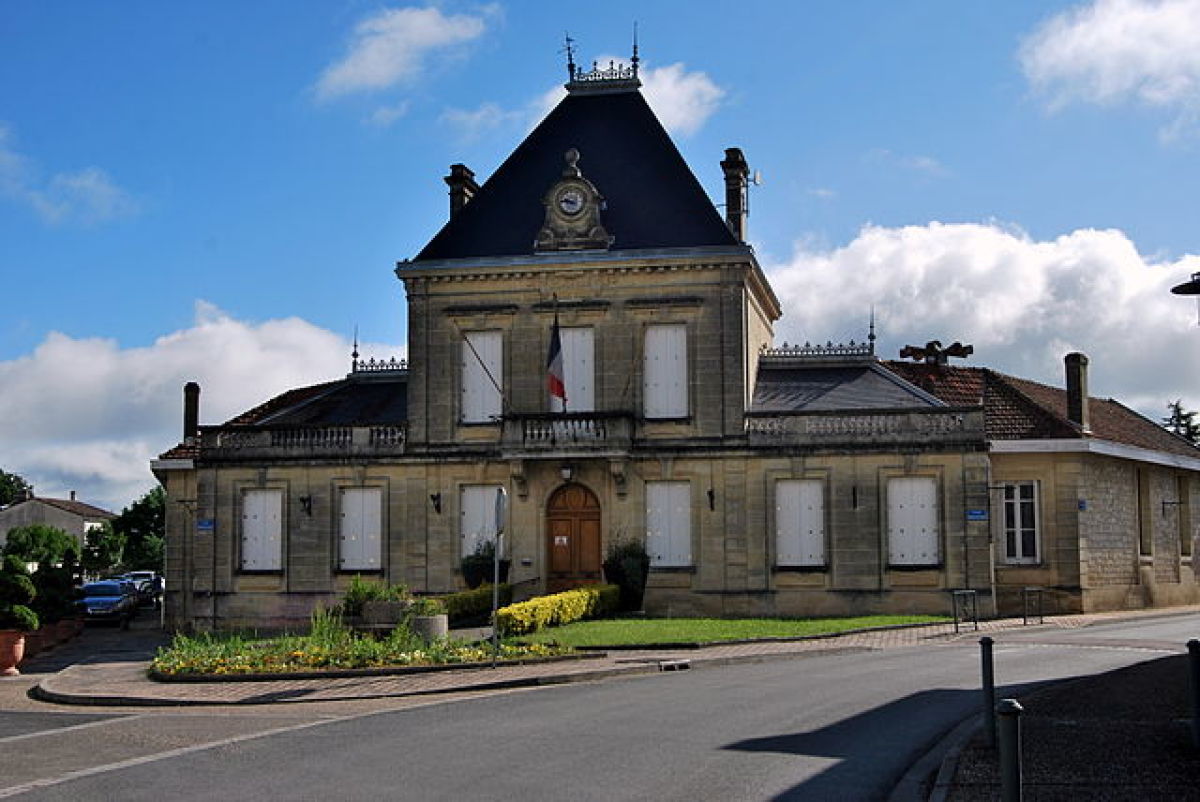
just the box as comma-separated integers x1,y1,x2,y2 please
658,659,691,671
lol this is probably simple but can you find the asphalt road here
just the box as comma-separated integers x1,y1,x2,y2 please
0,613,1195,801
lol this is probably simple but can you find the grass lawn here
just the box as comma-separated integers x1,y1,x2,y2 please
521,615,949,647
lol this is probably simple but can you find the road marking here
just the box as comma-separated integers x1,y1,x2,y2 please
0,714,143,745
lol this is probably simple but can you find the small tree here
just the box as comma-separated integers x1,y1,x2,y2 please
112,486,165,571
2,524,80,571
0,469,31,507
82,522,125,577
0,555,39,632
1163,399,1200,444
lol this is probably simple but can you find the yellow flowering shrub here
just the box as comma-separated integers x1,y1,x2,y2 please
495,584,620,636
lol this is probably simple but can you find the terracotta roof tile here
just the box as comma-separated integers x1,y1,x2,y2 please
27,497,115,519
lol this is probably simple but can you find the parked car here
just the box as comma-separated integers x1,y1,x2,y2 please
79,580,138,627
121,571,161,606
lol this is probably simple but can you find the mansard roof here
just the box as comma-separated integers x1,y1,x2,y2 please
884,362,1200,458
750,361,946,413
220,373,408,428
414,88,738,262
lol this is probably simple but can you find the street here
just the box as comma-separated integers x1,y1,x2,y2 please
0,612,1195,801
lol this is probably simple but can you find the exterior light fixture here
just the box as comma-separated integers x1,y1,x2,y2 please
429,493,442,514
560,465,573,481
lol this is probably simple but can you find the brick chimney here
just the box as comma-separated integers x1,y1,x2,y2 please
184,381,201,443
444,163,480,218
1065,352,1090,433
69,490,76,501
720,147,749,242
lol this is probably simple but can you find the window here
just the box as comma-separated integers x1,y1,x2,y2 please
1001,481,1039,564
887,477,939,566
1137,468,1152,557
646,481,691,566
460,485,501,558
1178,475,1192,558
461,330,502,422
550,327,594,413
241,489,282,571
776,479,825,567
643,324,687,419
339,488,382,571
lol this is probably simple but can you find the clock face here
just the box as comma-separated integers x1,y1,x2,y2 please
557,188,584,216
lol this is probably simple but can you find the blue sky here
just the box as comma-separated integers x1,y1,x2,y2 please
3,0,1200,509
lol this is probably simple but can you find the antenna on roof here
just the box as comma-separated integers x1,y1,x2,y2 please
868,307,877,355
631,22,639,78
562,32,577,81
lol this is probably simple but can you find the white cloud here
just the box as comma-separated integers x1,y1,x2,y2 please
367,101,410,127
0,124,137,225
1020,0,1200,134
808,187,836,200
0,303,403,511
315,5,493,100
766,222,1200,415
640,62,725,136
864,148,949,177
440,102,522,141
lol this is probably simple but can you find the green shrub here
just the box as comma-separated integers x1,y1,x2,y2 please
603,538,650,612
409,597,446,616
0,554,39,631
495,584,620,636
442,584,512,625
339,575,410,617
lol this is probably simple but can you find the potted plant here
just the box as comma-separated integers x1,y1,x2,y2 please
339,575,411,628
408,596,448,642
460,540,509,590
603,538,651,612
0,555,39,676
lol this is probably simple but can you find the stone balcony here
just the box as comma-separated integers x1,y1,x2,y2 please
744,408,985,449
200,424,407,460
501,411,635,458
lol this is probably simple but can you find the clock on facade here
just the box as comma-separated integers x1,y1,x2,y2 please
557,187,585,215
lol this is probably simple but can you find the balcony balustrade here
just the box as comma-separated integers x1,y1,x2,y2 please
745,408,984,448
501,411,635,456
202,424,407,459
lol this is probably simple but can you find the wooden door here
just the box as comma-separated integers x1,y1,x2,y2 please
546,484,602,593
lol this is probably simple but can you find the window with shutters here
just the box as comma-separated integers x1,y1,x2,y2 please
460,485,501,558
776,479,826,567
550,326,594,413
1000,481,1039,564
646,481,692,567
643,324,688,419
339,488,383,571
887,477,939,566
461,330,502,422
241,489,283,572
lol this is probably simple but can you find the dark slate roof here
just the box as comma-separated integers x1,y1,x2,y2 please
414,88,738,261
222,374,408,428
749,362,945,413
884,362,1200,458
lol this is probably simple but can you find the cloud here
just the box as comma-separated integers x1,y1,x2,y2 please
766,222,1200,415
0,124,137,225
640,62,725,136
1020,0,1200,134
440,102,522,141
367,101,410,127
808,187,836,200
0,303,403,511
315,5,493,100
864,148,949,177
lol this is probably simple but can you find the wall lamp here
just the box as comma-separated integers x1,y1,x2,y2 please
299,494,313,517
560,465,573,481
707,488,716,511
430,493,442,514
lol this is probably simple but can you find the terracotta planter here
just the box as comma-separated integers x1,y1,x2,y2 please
0,630,26,676
410,614,448,642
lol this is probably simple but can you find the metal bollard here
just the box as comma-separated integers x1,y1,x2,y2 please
1189,639,1200,748
997,698,1024,802
981,636,996,747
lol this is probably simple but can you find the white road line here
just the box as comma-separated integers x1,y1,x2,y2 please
0,714,144,745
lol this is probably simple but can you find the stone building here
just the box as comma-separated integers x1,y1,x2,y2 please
0,491,115,552
153,56,1200,631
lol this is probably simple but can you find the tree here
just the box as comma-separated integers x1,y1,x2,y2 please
81,522,125,577
2,524,79,570
0,469,31,507
112,486,165,571
1163,400,1200,444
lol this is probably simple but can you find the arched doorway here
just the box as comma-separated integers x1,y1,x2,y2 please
546,484,602,593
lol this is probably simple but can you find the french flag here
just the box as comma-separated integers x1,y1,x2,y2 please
547,314,567,406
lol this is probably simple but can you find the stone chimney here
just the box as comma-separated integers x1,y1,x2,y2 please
1065,352,1090,433
69,490,76,501
720,147,749,242
444,163,480,218
184,381,201,443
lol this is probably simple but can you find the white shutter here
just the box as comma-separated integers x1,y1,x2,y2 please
460,485,499,557
644,324,688,419
552,327,594,413
888,477,939,565
776,480,825,566
646,481,691,566
340,488,382,570
462,331,502,422
241,489,282,571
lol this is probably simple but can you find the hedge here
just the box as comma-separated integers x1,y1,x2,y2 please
442,584,512,626
495,584,620,636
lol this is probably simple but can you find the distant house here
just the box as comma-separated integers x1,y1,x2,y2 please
0,491,116,551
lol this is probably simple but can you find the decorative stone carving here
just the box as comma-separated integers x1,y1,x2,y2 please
535,149,612,252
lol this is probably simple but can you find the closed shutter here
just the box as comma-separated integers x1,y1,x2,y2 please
887,477,939,565
241,489,282,571
644,324,688,418
460,485,499,557
646,481,691,566
552,327,594,413
340,488,382,570
462,331,502,422
776,480,825,566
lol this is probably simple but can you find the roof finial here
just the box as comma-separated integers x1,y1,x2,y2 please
563,32,577,81
631,22,639,78
351,326,360,372
868,307,876,355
